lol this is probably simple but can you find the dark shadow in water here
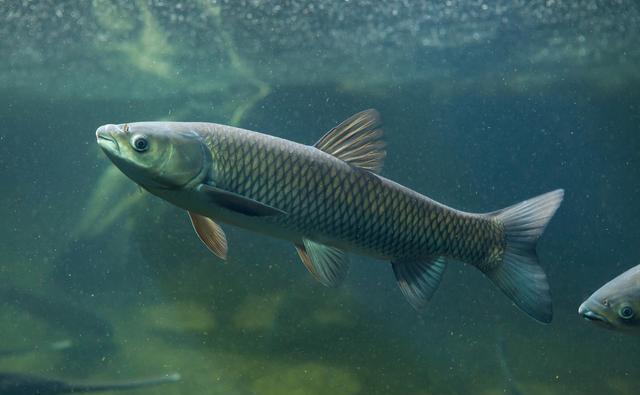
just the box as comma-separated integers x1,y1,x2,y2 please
0,287,116,370
0,371,180,395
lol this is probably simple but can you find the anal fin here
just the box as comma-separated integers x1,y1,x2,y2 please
295,239,349,287
392,257,447,310
188,211,228,260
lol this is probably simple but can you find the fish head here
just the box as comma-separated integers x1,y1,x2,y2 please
578,265,640,334
96,122,211,190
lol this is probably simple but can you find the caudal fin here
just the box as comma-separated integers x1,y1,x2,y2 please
486,189,564,323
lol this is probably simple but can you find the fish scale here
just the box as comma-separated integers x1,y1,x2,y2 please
206,125,502,265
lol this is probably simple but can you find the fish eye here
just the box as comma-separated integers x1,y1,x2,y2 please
618,305,634,320
131,135,149,152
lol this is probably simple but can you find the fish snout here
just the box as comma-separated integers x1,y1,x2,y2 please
577,301,588,316
95,124,121,139
96,124,122,153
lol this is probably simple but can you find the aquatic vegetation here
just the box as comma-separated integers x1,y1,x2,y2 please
72,166,145,239
231,292,284,331
307,307,353,327
251,362,361,395
105,0,176,79
196,0,272,126
143,301,217,333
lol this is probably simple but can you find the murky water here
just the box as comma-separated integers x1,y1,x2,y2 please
1,1,639,394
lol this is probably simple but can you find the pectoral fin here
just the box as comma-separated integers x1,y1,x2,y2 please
188,211,228,260
295,239,349,287
392,257,447,310
199,184,287,217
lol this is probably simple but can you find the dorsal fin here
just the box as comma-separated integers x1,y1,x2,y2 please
314,109,386,173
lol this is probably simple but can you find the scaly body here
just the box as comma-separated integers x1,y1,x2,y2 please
158,122,503,266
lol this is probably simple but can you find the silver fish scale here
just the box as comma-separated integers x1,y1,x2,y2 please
205,126,504,265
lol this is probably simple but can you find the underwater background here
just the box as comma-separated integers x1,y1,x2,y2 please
1,1,639,394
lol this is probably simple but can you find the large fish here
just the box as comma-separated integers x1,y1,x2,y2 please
96,110,563,322
578,264,639,333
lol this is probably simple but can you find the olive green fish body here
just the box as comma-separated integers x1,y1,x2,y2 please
96,110,563,323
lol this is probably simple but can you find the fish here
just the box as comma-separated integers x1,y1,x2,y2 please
96,110,563,322
578,264,640,333
0,340,72,358
0,372,180,394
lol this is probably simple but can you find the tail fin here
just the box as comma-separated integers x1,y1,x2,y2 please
486,189,564,323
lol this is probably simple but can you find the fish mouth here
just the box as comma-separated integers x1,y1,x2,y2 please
578,304,610,325
96,125,120,154
581,310,607,323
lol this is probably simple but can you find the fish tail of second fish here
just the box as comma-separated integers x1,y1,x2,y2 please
483,189,564,323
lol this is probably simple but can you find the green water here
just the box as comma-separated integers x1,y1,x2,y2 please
1,1,639,394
